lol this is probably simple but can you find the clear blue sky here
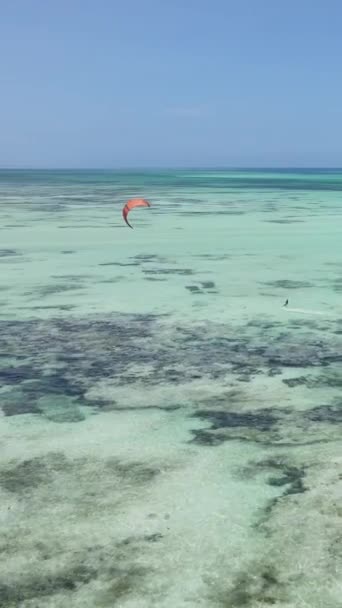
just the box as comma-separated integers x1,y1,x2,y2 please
1,0,342,168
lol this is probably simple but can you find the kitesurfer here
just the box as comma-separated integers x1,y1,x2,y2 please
122,198,151,228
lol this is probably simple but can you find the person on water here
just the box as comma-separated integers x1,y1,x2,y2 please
283,299,289,307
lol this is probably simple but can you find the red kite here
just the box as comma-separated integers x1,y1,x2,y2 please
122,198,151,228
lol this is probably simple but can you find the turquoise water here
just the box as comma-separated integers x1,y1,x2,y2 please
1,169,342,607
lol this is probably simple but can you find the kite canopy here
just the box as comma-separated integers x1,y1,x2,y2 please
122,198,151,228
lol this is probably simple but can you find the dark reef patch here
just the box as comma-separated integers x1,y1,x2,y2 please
331,279,342,293
99,261,140,267
190,429,225,446
265,219,304,224
1,313,342,426
287,318,322,330
21,304,76,311
180,210,245,216
262,280,314,289
51,274,93,281
108,404,181,413
282,376,308,387
192,254,231,261
0,452,160,502
241,457,307,531
105,459,161,484
190,409,278,447
0,455,60,493
305,401,342,423
144,533,163,543
186,285,202,293
249,457,307,496
100,276,124,284
186,281,218,295
34,283,85,298
0,249,21,257
2,401,41,416
131,254,167,263
210,564,286,607
97,566,150,606
143,267,194,276
193,409,277,431
0,565,97,605
0,365,35,384
283,371,342,389
267,368,282,377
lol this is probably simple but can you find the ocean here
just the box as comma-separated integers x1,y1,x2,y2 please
1,169,342,607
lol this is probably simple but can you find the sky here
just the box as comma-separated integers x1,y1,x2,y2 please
1,0,342,168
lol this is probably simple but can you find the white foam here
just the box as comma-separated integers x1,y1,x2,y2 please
284,307,332,316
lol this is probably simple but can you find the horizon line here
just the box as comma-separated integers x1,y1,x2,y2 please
1,166,342,171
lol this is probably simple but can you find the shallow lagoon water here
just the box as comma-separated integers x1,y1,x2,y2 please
0,169,342,607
